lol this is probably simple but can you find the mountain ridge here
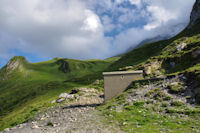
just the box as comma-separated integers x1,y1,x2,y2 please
188,0,200,28
0,0,200,132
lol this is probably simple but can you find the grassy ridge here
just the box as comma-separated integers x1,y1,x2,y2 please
99,22,200,132
99,87,200,133
108,22,200,71
1,16,200,132
0,57,114,130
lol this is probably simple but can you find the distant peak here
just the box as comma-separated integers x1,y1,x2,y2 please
5,56,28,71
9,56,27,62
53,57,64,61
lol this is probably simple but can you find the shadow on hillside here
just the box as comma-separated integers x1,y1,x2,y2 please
63,103,101,109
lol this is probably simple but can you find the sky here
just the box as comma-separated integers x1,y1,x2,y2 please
0,0,195,68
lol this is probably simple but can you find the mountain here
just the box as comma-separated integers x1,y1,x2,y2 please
1,0,200,132
99,1,200,132
188,0,200,28
108,17,200,71
107,0,200,99
0,56,116,130
125,35,170,53
109,0,200,71
135,35,170,48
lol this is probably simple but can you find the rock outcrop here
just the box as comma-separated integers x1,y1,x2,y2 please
188,0,200,28
56,59,70,73
5,56,27,71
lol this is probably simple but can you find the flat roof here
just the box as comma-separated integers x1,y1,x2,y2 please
103,70,143,76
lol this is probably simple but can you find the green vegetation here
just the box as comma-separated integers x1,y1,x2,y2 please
167,83,185,94
99,22,200,132
99,82,200,133
1,8,200,133
108,38,174,71
104,55,121,62
171,101,184,107
108,22,200,72
47,121,53,127
0,56,112,130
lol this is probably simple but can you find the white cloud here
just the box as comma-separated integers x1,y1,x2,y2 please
0,0,196,63
102,15,115,32
111,0,195,54
81,10,101,32
113,23,187,54
129,0,142,8
144,6,176,30
115,0,125,4
0,0,111,59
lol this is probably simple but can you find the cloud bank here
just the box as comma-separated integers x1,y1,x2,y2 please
0,0,195,65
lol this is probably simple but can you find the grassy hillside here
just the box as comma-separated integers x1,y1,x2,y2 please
0,56,113,130
106,22,200,103
1,9,200,132
99,21,200,133
108,22,200,71
99,81,200,132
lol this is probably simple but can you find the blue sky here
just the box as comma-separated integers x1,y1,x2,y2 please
0,0,195,68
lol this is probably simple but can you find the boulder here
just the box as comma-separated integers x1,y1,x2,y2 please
192,49,200,58
31,124,39,129
59,93,68,98
176,43,187,51
51,100,56,104
57,93,74,103
125,66,134,69
56,98,65,103
171,82,179,86
170,62,176,68
4,128,10,132
59,93,74,99
145,66,152,75
94,79,100,85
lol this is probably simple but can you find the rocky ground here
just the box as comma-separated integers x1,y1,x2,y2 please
1,88,123,133
1,76,199,133
99,75,200,132
126,75,198,107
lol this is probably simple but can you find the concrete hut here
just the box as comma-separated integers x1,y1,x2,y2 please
103,70,143,102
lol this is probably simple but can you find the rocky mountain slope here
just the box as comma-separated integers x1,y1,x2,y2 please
125,35,170,53
108,0,200,71
100,75,200,132
99,1,200,132
0,57,115,131
188,0,200,28
112,0,200,104
0,0,200,132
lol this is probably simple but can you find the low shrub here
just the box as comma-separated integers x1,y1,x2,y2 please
47,121,53,126
134,101,145,107
161,102,169,107
171,101,184,106
167,83,185,94
163,96,171,101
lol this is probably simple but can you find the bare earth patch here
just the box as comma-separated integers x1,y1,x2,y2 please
2,88,123,133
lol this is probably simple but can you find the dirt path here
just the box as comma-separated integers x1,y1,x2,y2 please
2,88,123,133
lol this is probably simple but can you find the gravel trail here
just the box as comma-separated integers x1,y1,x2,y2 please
2,88,123,133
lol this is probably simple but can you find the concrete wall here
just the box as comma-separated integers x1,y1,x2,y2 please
103,71,143,102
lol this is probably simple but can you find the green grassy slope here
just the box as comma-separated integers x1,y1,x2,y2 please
108,22,200,71
1,11,200,133
99,84,200,133
0,56,113,130
99,19,200,133
98,22,200,132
